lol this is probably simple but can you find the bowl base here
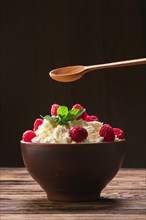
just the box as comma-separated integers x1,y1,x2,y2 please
46,190,101,202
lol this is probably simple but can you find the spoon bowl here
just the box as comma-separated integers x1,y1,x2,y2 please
50,65,85,82
49,58,146,82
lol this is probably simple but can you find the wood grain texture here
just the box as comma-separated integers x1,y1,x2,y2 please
0,168,146,220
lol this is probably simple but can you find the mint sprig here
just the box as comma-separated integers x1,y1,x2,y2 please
40,105,85,125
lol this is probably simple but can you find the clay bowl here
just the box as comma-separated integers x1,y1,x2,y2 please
20,141,126,201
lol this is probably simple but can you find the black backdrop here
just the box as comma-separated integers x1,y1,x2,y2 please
0,0,146,167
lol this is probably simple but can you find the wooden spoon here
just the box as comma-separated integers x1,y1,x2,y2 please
49,58,146,82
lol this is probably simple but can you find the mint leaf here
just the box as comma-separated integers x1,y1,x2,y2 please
50,117,59,123
70,108,85,120
40,115,51,120
74,108,85,119
63,108,85,122
57,106,68,118
40,115,59,123
58,120,68,125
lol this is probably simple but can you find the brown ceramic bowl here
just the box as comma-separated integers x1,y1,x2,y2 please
20,141,126,201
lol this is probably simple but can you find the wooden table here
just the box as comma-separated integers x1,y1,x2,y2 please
0,168,146,220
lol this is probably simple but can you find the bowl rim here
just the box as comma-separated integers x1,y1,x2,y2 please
20,140,126,147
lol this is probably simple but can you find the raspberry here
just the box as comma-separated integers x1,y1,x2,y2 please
33,118,43,131
51,104,60,116
22,130,36,142
113,128,124,139
72,104,87,120
99,124,115,142
85,115,99,122
69,125,88,142
72,104,83,109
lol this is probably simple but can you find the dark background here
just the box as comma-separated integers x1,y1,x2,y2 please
0,0,146,167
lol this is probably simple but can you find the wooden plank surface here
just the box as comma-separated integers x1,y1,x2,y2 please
0,168,146,220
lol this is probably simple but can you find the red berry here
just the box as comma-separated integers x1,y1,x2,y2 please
22,130,36,142
113,128,124,139
85,115,99,122
72,104,87,120
99,124,115,142
33,118,43,131
72,104,83,109
69,125,88,142
51,104,60,116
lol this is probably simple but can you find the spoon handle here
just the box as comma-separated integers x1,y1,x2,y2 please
85,58,146,71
